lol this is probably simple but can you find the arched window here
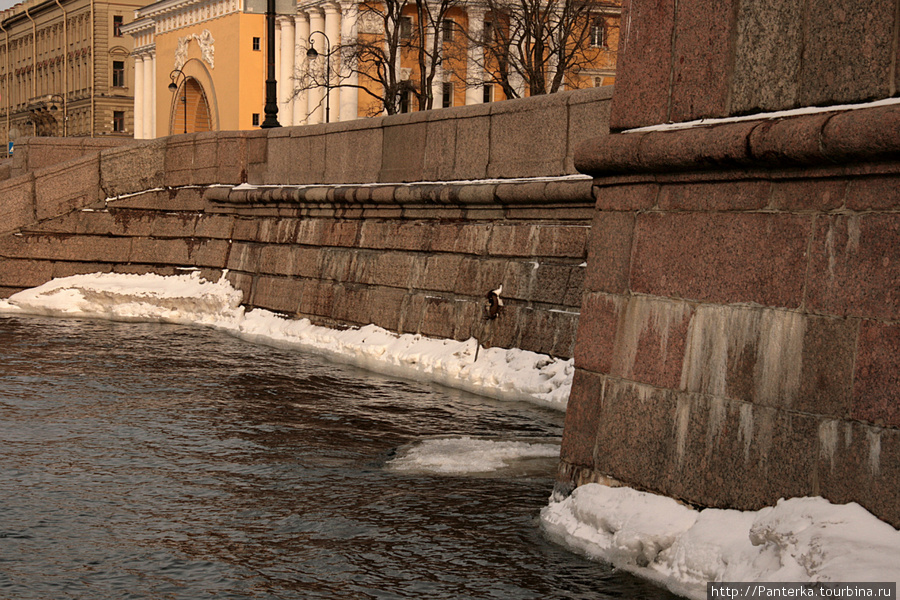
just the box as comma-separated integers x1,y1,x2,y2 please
590,16,606,48
170,77,213,134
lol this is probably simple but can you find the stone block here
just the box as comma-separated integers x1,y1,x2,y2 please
748,112,832,166
806,214,900,321
517,309,559,356
367,286,407,332
452,112,491,181
631,212,811,307
594,183,659,211
194,215,235,240
224,271,254,304
231,217,260,241
610,295,693,390
34,154,101,221
252,274,303,314
419,296,456,339
657,180,770,211
420,254,464,293
852,321,900,427
531,263,576,305
257,244,296,275
487,224,535,257
332,284,371,325
267,131,326,185
566,88,614,172
488,95,569,178
298,278,336,318
129,238,193,266
100,139,167,198
319,247,352,281
799,0,895,107
815,421,900,528
422,117,458,181
53,262,114,279
0,176,35,234
608,0,676,130
380,122,427,182
148,213,199,238
0,258,54,288
668,0,739,123
730,0,804,114
768,178,847,211
371,252,416,288
226,241,261,273
324,126,383,183
215,132,250,184
188,239,230,269
583,210,635,295
823,103,900,164
429,223,491,255
794,315,858,418
574,292,621,374
105,209,154,236
454,257,507,298
844,175,900,212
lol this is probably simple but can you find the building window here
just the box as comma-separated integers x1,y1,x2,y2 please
252,113,260,126
399,16,413,40
442,82,453,108
590,17,607,48
113,15,123,37
112,60,125,87
482,20,494,44
252,37,261,51
399,88,411,113
442,19,455,43
112,110,125,132
483,83,492,103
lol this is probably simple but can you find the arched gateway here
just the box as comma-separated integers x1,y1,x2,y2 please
169,78,213,135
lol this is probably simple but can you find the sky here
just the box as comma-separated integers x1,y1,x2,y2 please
0,0,19,12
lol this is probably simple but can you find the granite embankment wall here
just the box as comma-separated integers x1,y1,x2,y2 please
0,87,611,359
560,0,900,527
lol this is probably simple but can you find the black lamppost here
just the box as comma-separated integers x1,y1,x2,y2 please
306,31,331,124
168,69,188,134
260,0,281,128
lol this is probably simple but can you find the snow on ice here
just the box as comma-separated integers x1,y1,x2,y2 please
2,271,899,596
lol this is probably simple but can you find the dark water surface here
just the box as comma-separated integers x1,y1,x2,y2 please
0,315,677,599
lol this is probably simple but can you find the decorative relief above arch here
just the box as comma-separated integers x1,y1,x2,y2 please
174,28,215,70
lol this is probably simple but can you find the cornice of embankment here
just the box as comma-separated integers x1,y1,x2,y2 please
575,100,900,180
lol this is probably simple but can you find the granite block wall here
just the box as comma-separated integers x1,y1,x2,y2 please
611,0,900,129
565,101,900,526
0,89,606,360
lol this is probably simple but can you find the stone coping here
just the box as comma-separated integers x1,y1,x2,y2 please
203,176,595,206
576,101,900,177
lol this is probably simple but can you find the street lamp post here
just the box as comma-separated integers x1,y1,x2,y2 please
168,69,188,134
306,31,331,124
260,0,281,128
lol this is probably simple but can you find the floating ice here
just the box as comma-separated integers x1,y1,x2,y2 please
0,272,573,410
387,436,560,475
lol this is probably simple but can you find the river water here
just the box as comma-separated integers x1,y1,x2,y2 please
0,315,677,600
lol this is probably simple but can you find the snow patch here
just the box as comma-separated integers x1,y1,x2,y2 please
0,272,573,410
541,484,900,599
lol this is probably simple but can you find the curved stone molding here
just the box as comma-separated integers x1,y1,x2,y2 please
576,103,900,177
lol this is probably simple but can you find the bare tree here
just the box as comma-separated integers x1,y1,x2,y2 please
296,0,461,117
465,0,619,99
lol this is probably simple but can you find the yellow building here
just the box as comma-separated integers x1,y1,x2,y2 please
0,0,146,156
124,0,619,137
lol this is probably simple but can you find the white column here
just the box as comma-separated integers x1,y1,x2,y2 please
133,54,145,139
427,22,442,109
279,16,296,121
294,13,310,125
307,7,325,124
151,53,157,137
339,1,358,121
323,2,341,124
143,51,154,137
465,7,485,105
